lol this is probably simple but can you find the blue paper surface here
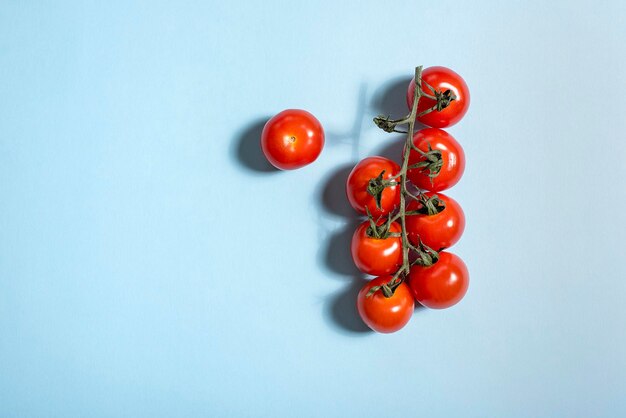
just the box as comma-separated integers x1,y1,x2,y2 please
1,1,625,416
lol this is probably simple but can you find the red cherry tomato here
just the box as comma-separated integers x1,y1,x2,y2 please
407,66,470,128
351,220,402,276
346,156,401,217
408,252,469,309
405,192,465,251
261,109,324,170
357,276,414,333
406,128,465,192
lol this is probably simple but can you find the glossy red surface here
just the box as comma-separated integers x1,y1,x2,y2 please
357,276,414,333
407,66,470,128
405,192,465,251
351,220,402,276
408,252,469,309
346,156,401,217
261,109,324,170
406,128,465,192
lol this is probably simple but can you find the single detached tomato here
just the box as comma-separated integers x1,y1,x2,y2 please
406,128,465,192
261,109,324,170
408,252,469,309
357,276,414,333
351,220,402,276
346,156,401,217
406,192,465,251
407,66,470,128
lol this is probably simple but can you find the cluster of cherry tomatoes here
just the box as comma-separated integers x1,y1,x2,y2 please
346,66,471,333
259,66,471,335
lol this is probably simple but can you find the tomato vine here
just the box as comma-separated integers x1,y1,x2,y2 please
366,65,455,298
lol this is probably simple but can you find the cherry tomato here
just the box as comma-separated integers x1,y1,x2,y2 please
351,220,402,276
357,276,414,333
346,156,401,217
406,128,465,192
261,109,324,170
406,192,465,251
406,66,470,128
408,252,469,309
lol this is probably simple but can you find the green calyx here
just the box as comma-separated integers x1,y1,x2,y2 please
435,89,456,111
365,209,397,239
416,193,446,216
422,79,457,112
411,238,439,267
366,170,397,210
408,142,443,182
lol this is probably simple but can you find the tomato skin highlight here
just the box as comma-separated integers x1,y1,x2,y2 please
351,220,402,276
407,66,470,128
405,192,465,251
406,128,465,192
357,276,414,333
261,109,324,170
408,252,469,309
346,156,401,217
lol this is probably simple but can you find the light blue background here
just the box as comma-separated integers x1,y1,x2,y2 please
1,1,625,417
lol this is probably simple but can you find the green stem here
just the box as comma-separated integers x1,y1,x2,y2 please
386,66,423,292
400,67,422,267
368,65,446,297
